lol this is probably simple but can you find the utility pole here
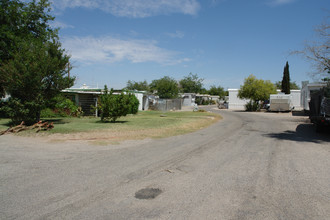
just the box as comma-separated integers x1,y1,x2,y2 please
68,62,70,79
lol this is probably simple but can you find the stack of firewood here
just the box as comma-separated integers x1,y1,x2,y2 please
0,121,54,135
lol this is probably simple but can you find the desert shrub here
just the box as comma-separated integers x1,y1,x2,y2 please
245,101,260,111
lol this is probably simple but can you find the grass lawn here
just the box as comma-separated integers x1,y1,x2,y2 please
0,111,221,144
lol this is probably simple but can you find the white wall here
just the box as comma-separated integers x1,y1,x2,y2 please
133,93,144,111
228,89,301,110
301,83,327,110
228,89,249,110
290,90,302,110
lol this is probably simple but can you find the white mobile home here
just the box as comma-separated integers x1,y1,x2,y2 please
228,89,301,110
301,81,327,111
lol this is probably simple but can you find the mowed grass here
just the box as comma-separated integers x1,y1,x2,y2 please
0,111,221,144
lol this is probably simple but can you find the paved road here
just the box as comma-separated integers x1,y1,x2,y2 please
1,108,330,220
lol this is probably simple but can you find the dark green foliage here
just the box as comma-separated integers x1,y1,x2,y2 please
0,0,57,62
127,93,139,114
98,86,139,122
179,73,204,93
0,101,9,118
126,80,149,91
1,40,74,124
195,97,211,105
150,76,179,99
1,98,36,124
0,0,74,125
40,108,65,118
281,61,291,94
245,101,260,111
208,85,226,98
275,81,300,90
53,96,82,117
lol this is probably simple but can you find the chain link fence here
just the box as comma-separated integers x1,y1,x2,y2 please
149,99,182,111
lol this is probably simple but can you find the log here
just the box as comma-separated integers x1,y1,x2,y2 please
0,121,54,135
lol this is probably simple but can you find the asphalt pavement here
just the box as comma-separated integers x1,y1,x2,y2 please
1,107,330,220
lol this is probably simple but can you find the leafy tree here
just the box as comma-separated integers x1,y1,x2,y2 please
150,76,179,99
275,81,300,90
208,85,226,98
98,86,139,122
281,61,291,94
179,73,204,93
0,0,74,124
0,0,57,62
126,80,149,91
238,75,277,111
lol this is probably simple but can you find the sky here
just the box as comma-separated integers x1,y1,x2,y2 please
49,0,329,90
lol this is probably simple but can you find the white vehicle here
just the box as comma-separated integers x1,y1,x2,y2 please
269,94,293,112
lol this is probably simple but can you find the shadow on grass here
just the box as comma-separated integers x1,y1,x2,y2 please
95,120,128,124
264,123,330,144
42,119,68,124
2,121,15,127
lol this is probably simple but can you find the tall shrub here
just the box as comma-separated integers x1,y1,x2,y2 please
98,86,139,122
281,61,291,94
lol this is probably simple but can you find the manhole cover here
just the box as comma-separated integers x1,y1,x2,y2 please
135,188,162,200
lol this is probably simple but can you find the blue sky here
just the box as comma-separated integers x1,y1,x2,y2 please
50,0,329,90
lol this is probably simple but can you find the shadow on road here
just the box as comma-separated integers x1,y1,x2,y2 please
264,123,330,144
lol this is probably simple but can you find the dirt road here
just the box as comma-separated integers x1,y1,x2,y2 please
1,108,330,219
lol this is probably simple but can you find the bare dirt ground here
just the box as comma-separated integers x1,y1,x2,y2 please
1,107,329,220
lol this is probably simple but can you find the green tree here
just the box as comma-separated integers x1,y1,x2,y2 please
98,85,139,122
0,0,74,124
281,61,291,94
150,76,179,99
238,75,277,111
125,80,149,91
179,73,204,93
208,85,226,98
275,81,300,90
0,0,57,62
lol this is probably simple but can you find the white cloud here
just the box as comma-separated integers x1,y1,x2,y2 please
166,31,185,39
52,0,200,17
50,20,74,29
63,36,190,65
267,0,296,6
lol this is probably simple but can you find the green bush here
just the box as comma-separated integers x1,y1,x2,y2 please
98,86,139,122
1,98,41,125
245,101,260,111
127,93,139,114
195,97,210,105
0,101,9,118
51,96,83,117
40,108,63,118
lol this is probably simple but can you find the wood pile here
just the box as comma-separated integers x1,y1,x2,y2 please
0,121,54,135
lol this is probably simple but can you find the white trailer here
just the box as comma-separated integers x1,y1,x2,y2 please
269,94,293,111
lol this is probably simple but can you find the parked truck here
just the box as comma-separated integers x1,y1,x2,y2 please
309,87,330,132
